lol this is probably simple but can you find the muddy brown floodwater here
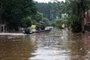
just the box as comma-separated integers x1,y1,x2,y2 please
0,28,90,60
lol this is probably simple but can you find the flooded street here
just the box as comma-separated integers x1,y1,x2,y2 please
0,29,90,60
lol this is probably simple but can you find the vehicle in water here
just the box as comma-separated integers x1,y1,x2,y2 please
24,25,53,34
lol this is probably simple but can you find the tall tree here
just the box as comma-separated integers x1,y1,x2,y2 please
0,0,36,31
35,2,63,20
65,0,89,32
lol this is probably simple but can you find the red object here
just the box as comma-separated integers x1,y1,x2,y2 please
82,10,90,32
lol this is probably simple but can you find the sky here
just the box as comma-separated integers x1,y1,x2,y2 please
34,0,65,3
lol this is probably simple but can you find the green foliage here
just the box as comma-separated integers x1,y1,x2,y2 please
35,2,65,20
42,18,50,25
31,20,37,25
65,0,90,33
21,17,31,27
31,12,51,25
31,12,43,22
0,0,36,31
55,19,64,29
34,2,68,27
70,15,82,32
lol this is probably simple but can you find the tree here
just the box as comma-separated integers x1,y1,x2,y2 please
31,12,43,22
1,0,36,31
55,19,64,29
35,2,64,20
65,0,89,32
42,18,50,25
21,16,31,27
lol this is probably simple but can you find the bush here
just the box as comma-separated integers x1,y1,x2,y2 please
68,15,82,33
21,17,31,27
55,19,64,29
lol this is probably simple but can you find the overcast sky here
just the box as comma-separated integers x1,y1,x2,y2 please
34,0,65,3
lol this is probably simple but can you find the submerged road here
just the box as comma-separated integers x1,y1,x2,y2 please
0,28,90,60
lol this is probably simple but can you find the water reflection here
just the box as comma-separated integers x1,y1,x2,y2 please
69,33,90,60
0,30,90,60
30,29,71,60
0,35,36,60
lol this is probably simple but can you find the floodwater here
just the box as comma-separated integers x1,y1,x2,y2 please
0,28,90,60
